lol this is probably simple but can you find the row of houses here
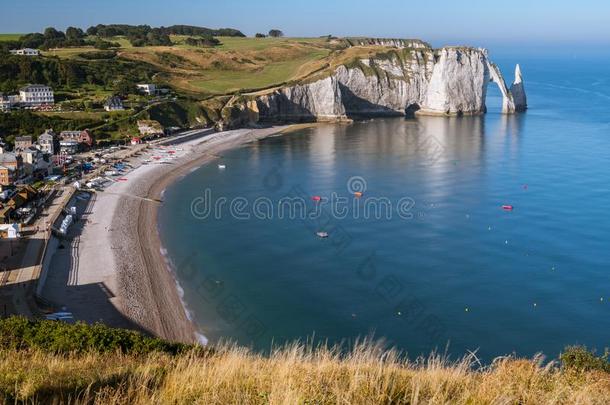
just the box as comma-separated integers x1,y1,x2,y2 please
0,128,98,187
0,84,54,111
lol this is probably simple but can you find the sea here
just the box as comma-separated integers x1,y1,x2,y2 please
158,47,610,361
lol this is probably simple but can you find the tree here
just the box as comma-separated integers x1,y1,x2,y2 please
114,78,136,96
268,29,284,38
43,27,65,40
255,33,267,38
66,27,85,40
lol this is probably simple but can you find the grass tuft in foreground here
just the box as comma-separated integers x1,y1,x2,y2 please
0,317,609,404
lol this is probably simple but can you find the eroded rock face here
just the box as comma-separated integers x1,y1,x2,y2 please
511,64,527,112
222,42,526,128
419,48,490,115
254,50,435,123
256,76,346,122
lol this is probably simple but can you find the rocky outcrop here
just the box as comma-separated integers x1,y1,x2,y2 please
510,64,527,112
418,48,527,115
488,61,515,114
219,42,526,128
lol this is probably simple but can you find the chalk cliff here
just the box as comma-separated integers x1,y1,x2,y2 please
218,40,526,128
510,64,527,112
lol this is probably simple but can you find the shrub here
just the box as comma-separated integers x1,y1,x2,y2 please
560,345,610,372
0,317,199,355
184,36,220,48
78,50,117,60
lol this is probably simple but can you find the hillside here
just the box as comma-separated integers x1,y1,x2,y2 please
38,36,340,96
0,317,609,404
0,33,351,139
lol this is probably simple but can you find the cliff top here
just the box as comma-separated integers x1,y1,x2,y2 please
0,317,607,404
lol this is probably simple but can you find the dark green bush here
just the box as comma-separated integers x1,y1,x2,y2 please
0,317,198,355
560,346,610,372
78,50,117,60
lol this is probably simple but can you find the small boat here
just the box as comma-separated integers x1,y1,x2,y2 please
502,205,514,211
316,231,329,238
312,196,322,202
354,192,363,198
218,164,226,169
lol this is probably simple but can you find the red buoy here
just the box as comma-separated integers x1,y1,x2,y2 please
312,196,321,202
502,205,514,211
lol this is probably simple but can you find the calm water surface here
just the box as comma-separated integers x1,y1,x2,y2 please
158,52,610,360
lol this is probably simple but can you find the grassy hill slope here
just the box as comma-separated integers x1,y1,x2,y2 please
0,317,609,404
44,36,339,96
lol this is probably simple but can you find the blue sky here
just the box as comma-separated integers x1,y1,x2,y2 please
1,0,609,47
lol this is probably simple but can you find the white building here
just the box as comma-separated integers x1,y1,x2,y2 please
10,48,40,56
19,84,54,107
38,129,55,155
0,224,20,239
0,93,12,112
136,84,156,96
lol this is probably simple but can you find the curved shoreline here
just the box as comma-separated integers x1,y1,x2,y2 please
113,126,301,343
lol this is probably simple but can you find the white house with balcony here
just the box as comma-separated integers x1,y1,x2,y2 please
19,84,54,107
9,48,40,56
136,84,157,96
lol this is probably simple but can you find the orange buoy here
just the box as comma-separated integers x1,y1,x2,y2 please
354,192,363,198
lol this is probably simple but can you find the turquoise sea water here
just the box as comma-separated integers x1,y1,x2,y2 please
158,51,610,360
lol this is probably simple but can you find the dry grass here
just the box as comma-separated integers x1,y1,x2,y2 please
1,341,609,404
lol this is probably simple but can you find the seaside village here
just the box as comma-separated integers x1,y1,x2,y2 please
0,79,200,321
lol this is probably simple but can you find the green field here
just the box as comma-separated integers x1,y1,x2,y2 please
0,33,22,41
190,49,329,94
214,36,327,51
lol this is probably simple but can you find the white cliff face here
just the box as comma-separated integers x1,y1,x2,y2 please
256,76,346,121
254,50,435,122
221,42,526,128
419,48,527,116
419,48,490,115
511,64,527,112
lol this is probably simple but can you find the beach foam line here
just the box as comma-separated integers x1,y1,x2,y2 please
158,236,209,345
